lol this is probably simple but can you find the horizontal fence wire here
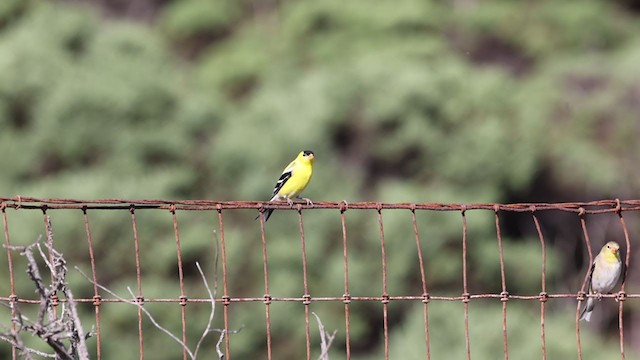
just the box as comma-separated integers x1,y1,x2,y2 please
0,196,636,360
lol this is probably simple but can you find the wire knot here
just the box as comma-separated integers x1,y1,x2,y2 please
422,293,430,304
179,295,188,306
92,295,102,306
81,204,88,214
302,294,311,305
263,294,272,305
222,295,231,305
136,296,145,305
376,203,383,213
460,205,467,215
50,294,59,306
381,293,390,304
0,202,5,211
8,294,17,303
493,204,500,213
578,207,586,217
462,292,470,303
576,291,586,302
616,291,627,302
296,203,303,213
342,294,351,304
129,204,136,214
529,205,536,213
615,198,622,215
539,292,548,303
500,291,509,302
339,201,349,213
169,204,177,214
216,203,223,213
41,204,48,214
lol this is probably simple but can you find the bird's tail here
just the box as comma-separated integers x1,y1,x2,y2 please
255,209,275,222
579,297,595,322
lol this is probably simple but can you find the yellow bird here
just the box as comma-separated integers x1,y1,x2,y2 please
257,150,315,222
579,241,623,322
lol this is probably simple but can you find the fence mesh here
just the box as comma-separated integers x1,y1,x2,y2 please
0,196,637,359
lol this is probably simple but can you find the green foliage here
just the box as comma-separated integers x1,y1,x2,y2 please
0,0,639,359
161,0,244,41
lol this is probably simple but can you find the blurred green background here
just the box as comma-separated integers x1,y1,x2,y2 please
1,0,640,358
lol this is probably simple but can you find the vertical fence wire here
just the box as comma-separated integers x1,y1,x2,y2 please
216,205,231,360
616,200,630,360
42,209,59,321
297,206,312,360
531,208,547,360
1,203,17,360
170,206,189,360
376,206,390,360
411,207,431,360
82,209,102,359
339,203,352,360
461,207,471,360
494,206,509,360
130,206,145,360
576,208,594,360
258,208,273,360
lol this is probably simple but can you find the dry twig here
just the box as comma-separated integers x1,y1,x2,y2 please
1,223,91,359
313,312,337,360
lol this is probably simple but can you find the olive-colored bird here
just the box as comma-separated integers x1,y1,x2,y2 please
257,150,315,222
579,241,623,322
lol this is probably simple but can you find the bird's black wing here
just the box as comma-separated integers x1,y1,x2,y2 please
585,261,595,294
272,171,292,197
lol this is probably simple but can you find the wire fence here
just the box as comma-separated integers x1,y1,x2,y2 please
0,196,637,359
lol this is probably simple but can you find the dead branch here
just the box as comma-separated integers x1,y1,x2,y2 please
74,229,241,360
2,229,91,359
313,312,337,360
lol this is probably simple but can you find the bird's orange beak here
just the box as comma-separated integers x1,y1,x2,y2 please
612,247,619,254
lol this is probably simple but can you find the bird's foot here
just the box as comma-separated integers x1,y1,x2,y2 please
296,196,313,206
286,198,294,207
596,293,603,301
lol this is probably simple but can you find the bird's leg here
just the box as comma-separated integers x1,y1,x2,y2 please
297,196,313,206
596,292,603,302
286,197,294,207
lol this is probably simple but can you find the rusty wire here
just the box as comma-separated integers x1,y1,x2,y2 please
0,197,637,359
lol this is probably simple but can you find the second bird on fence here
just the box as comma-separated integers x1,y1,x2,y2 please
579,241,623,322
256,150,315,222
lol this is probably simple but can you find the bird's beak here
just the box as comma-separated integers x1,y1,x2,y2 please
308,153,315,160
613,248,619,254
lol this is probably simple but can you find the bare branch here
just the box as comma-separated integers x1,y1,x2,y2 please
0,332,53,359
62,274,90,359
75,267,197,360
215,331,225,359
193,261,216,359
2,238,90,360
313,312,337,360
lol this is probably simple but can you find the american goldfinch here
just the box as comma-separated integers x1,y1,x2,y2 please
257,150,315,222
579,241,623,322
